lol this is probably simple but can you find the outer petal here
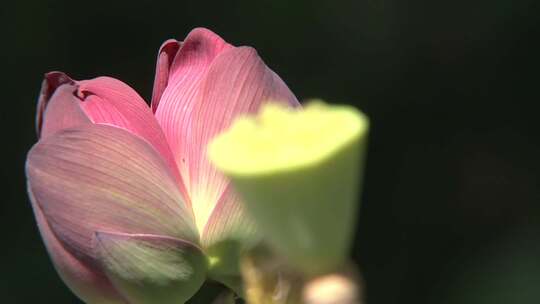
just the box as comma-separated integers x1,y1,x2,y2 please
159,44,299,232
95,232,207,304
151,39,181,112
202,186,258,248
154,28,232,201
28,186,125,304
202,187,258,292
26,124,198,265
38,72,182,188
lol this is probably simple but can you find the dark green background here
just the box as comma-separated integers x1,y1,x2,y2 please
2,0,539,303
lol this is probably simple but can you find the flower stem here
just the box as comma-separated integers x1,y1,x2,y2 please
239,246,363,304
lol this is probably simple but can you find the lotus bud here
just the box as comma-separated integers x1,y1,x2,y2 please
27,27,299,302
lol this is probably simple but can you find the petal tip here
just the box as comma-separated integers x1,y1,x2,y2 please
37,71,76,135
152,39,182,112
187,27,222,39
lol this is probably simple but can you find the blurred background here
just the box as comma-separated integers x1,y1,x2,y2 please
2,0,539,303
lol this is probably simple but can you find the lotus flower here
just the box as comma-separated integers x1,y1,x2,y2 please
26,28,299,304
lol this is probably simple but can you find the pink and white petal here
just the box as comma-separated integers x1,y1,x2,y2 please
36,71,76,136
173,46,299,231
28,186,126,304
76,76,182,187
26,124,198,264
154,28,232,184
151,39,181,112
202,187,259,283
202,186,258,249
40,83,92,139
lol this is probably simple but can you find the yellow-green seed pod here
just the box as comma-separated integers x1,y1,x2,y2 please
208,101,369,275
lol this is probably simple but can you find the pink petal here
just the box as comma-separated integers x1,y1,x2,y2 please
202,186,258,248
202,187,259,284
26,124,198,265
28,186,126,304
153,28,232,117
158,43,299,231
36,71,76,136
78,77,183,185
40,83,92,139
154,28,232,192
167,28,232,81
38,72,183,190
151,39,181,112
95,232,206,304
